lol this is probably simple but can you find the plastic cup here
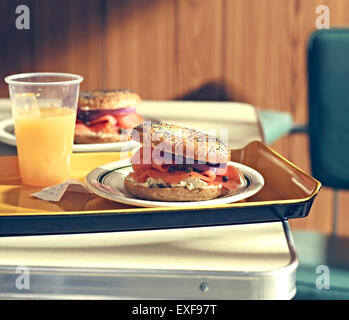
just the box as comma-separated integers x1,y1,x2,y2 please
4,72,83,187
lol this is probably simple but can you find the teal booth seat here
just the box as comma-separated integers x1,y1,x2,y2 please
292,29,349,300
258,110,293,145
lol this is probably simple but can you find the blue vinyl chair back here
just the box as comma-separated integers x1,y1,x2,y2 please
308,29,349,189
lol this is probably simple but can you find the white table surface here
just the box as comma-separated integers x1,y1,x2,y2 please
0,98,297,300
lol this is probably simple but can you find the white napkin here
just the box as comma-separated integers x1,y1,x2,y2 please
31,179,92,202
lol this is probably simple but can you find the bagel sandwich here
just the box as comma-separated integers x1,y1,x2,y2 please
74,89,143,144
124,122,245,202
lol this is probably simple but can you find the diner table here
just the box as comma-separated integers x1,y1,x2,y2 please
0,98,298,300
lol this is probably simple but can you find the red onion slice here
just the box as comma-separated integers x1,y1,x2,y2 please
191,163,228,175
77,107,136,122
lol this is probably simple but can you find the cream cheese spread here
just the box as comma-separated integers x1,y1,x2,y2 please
128,176,222,190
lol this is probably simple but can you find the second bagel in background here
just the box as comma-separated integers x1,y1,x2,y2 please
74,89,143,144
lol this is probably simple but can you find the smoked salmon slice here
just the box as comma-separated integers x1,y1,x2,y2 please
129,147,242,190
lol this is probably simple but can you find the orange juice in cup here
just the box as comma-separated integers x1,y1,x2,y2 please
14,106,77,186
5,73,83,187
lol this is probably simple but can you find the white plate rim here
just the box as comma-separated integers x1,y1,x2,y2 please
0,118,16,147
0,117,140,152
85,160,265,208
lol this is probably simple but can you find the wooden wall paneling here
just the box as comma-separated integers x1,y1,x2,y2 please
104,0,177,100
223,0,294,112
223,0,295,158
175,0,224,100
339,190,349,236
31,0,104,92
0,0,35,97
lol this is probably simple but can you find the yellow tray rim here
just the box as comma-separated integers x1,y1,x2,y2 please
0,141,321,217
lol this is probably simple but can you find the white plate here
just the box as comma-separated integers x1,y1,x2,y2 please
0,118,140,153
85,160,264,208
